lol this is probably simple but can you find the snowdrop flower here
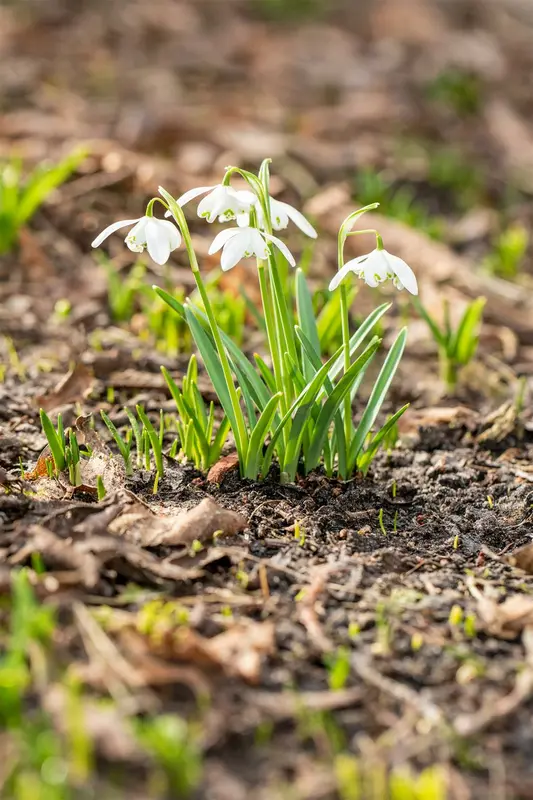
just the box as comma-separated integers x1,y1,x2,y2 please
329,246,418,295
176,184,256,225
208,227,296,272
91,215,181,265
256,197,317,239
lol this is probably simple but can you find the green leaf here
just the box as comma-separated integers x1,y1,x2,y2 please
39,409,66,474
295,268,321,380
136,405,164,478
184,305,246,461
357,404,409,475
153,286,186,320
412,296,447,349
244,393,281,479
254,354,277,394
305,340,381,473
452,297,485,364
17,148,86,225
348,328,408,470
261,344,345,479
327,303,391,384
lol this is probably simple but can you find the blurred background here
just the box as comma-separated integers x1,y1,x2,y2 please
1,0,533,396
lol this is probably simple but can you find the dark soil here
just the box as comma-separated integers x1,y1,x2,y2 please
2,1,533,799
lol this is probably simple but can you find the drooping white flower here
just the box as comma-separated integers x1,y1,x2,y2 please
208,227,296,272
329,248,418,295
256,197,317,238
91,216,181,265
176,184,256,225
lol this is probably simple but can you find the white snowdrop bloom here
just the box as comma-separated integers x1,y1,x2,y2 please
256,197,317,238
329,248,418,295
176,184,256,225
91,216,181,265
208,227,296,272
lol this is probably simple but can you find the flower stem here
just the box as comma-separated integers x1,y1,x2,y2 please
161,189,248,461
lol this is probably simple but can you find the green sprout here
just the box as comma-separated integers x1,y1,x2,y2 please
484,223,529,280
136,405,164,493
413,295,485,392
162,356,230,472
427,68,482,116
100,409,134,476
135,715,202,797
354,169,443,240
0,149,86,254
324,646,351,691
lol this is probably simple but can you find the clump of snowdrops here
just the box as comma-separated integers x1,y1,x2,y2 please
92,159,418,483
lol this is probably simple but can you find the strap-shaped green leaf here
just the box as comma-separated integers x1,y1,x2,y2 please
412,297,446,349
184,305,246,460
261,344,345,478
452,297,485,365
348,328,408,468
356,403,409,475
327,303,391,383
295,268,321,381
244,393,282,479
39,409,66,475
305,340,380,473
136,405,164,478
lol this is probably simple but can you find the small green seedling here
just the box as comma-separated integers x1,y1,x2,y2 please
136,405,164,493
0,149,85,254
100,410,133,476
162,356,230,472
324,646,351,691
484,223,529,280
413,295,485,392
40,409,83,484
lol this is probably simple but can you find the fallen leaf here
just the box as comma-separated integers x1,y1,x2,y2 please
398,406,478,436
476,594,533,639
36,362,94,412
508,544,533,575
207,453,240,484
135,620,275,684
110,497,247,547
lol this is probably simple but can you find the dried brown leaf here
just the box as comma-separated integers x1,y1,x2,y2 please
36,362,94,412
207,453,240,484
142,621,275,684
476,594,533,639
110,497,247,547
508,544,533,575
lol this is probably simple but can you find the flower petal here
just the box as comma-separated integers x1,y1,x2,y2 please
145,219,171,265
176,185,215,207
220,234,247,271
277,200,318,239
263,232,296,267
269,199,290,231
385,252,418,295
328,262,353,291
91,218,141,248
156,218,181,251
208,227,241,254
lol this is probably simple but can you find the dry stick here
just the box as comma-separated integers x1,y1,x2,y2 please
350,653,444,727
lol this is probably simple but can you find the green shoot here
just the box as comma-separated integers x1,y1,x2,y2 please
0,149,86,254
136,405,164,493
100,410,133,476
96,475,106,501
162,357,231,472
39,409,66,475
484,223,528,280
413,295,485,392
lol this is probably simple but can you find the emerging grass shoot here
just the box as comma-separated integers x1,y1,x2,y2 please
162,356,230,472
0,149,85,254
413,296,485,392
